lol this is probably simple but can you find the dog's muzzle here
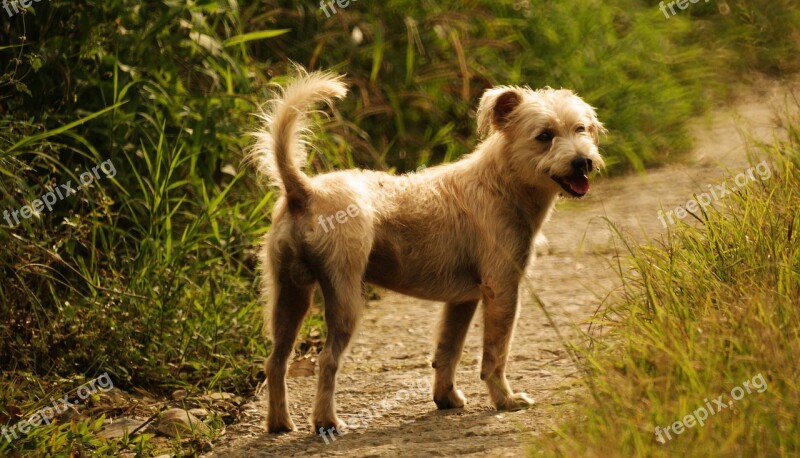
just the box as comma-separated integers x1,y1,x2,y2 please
551,157,593,198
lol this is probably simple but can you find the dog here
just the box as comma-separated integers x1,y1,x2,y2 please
251,69,604,434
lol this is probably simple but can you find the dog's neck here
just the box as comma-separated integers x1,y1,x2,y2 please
454,135,558,230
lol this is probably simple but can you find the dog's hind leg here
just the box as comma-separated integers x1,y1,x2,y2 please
432,300,479,409
313,274,363,431
265,273,314,433
480,285,534,410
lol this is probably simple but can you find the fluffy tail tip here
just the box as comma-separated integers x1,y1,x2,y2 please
246,67,348,188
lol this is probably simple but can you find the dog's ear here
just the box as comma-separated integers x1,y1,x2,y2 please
477,87,522,137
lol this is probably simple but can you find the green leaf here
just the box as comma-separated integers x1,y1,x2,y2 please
28,55,42,71
15,81,31,96
223,29,291,47
7,101,127,153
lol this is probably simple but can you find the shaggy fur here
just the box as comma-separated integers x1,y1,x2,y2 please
251,69,605,433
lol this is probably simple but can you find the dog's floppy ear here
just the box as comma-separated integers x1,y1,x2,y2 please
477,87,522,137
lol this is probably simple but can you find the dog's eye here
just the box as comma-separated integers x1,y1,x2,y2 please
535,132,554,142
576,125,586,133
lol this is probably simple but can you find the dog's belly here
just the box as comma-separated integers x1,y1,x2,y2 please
364,235,482,303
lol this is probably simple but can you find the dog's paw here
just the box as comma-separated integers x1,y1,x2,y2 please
313,417,345,433
434,388,467,409
533,233,551,256
267,417,296,434
495,392,535,411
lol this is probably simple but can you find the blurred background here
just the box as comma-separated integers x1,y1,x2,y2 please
1,0,799,455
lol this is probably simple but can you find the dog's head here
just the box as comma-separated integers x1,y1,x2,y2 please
477,86,605,198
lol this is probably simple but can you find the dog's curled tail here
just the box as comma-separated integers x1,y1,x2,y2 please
250,69,348,209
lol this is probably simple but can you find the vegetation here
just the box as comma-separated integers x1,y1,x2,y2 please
0,0,798,455
534,103,800,457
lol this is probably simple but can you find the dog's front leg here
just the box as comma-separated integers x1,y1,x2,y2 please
480,284,534,410
433,300,479,409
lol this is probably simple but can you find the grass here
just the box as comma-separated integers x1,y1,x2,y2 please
533,102,800,456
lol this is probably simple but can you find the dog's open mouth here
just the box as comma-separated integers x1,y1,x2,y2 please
552,174,590,197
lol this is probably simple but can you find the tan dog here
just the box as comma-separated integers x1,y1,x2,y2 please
251,69,604,434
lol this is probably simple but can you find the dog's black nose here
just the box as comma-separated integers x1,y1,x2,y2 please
571,157,592,173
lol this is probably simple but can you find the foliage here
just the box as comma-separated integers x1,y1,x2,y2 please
1,0,271,395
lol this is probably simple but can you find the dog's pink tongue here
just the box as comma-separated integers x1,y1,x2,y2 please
564,175,590,195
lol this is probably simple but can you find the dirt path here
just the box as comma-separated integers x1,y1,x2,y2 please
208,80,794,458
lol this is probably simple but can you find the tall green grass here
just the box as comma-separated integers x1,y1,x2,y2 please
0,0,274,392
535,104,800,456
